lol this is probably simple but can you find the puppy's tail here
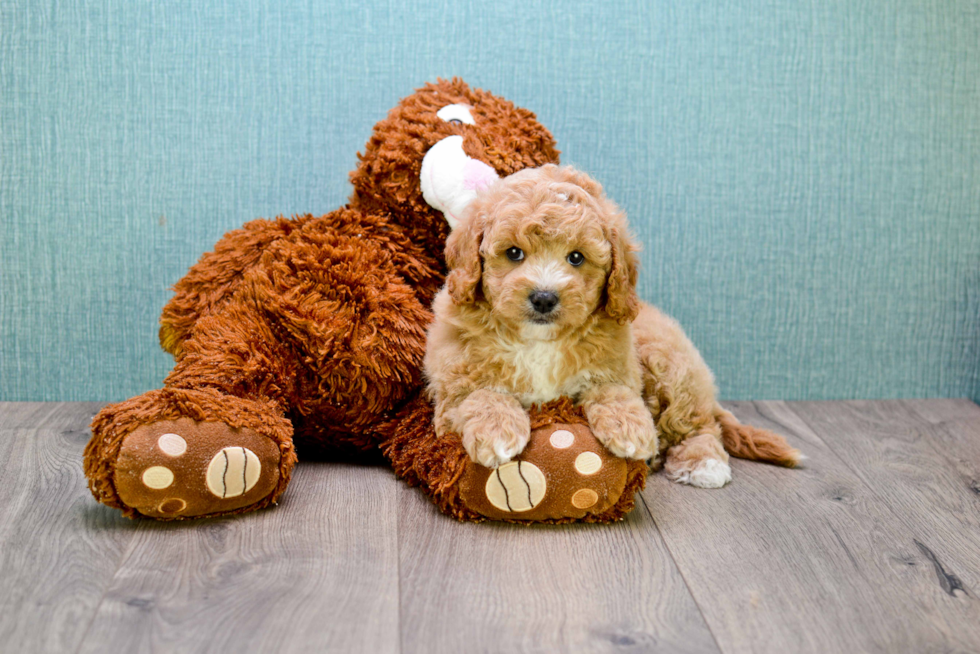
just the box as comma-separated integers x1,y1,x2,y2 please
716,408,803,467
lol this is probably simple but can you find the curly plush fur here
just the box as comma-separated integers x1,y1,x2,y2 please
84,79,560,519
425,165,802,488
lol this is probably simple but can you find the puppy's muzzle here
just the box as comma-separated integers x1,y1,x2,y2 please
529,290,559,315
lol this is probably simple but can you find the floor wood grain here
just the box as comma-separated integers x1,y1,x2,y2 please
397,484,719,654
790,401,980,635
1,400,979,654
77,463,401,654
0,402,134,653
641,400,980,654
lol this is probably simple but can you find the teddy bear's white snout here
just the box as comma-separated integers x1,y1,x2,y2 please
420,135,499,229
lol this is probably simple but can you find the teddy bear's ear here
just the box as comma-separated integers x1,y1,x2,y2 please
445,210,484,305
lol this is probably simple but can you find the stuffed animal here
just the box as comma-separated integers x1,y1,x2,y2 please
85,79,645,522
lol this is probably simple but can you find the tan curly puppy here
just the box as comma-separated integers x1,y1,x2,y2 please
425,164,801,488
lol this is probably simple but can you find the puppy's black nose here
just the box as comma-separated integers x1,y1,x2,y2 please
529,290,559,314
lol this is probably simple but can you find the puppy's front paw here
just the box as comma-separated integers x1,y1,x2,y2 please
460,405,531,468
585,397,658,460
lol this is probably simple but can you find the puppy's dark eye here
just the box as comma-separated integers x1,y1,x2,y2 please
448,118,463,126
567,251,585,266
505,247,525,262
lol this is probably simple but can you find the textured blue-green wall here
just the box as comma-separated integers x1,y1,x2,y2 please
2,1,978,402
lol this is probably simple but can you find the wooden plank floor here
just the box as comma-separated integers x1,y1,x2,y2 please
1,400,978,654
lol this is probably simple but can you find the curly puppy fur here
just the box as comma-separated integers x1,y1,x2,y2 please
425,165,658,468
425,165,802,487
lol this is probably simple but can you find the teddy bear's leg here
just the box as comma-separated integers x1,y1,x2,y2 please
85,303,301,519
158,216,301,357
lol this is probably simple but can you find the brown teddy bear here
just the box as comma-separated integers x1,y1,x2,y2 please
85,78,642,521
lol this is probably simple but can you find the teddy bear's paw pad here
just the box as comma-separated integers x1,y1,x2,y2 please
485,461,547,512
113,418,281,519
460,423,628,521
205,447,262,498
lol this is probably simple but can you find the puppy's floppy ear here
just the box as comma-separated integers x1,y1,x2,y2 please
444,211,484,305
603,222,641,324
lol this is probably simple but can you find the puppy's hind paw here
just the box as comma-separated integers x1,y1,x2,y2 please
666,457,732,489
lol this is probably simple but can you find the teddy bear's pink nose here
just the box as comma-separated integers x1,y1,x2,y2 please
462,158,498,192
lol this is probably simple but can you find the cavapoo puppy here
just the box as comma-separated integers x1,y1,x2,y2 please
424,165,801,488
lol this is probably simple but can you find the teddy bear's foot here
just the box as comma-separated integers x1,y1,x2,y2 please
112,418,283,518
458,418,649,523
382,396,648,524
85,388,296,520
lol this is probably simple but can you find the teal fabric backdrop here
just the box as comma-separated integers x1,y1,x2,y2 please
2,0,978,402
